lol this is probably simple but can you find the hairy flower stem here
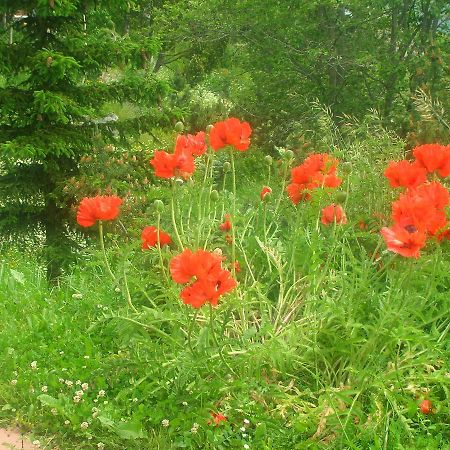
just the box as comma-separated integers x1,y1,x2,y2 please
187,309,199,355
230,150,237,275
209,304,236,375
122,266,138,313
98,221,116,282
262,203,272,272
274,157,292,215
156,213,170,284
171,181,184,250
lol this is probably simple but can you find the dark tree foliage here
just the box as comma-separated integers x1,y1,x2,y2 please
0,0,169,278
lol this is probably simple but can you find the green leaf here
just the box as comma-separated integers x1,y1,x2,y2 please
115,420,147,440
10,269,25,285
37,394,59,408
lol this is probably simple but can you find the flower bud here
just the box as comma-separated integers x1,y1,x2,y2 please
285,149,294,159
153,199,164,212
210,190,219,202
264,155,273,165
174,121,184,132
206,124,214,133
335,192,347,203
262,191,272,202
223,161,231,173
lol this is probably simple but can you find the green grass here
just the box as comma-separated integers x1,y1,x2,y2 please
1,127,449,449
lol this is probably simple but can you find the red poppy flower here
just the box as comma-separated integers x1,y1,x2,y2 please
77,196,122,227
141,226,172,249
219,214,232,232
288,153,341,204
384,160,427,189
210,411,227,426
413,144,450,177
321,204,347,225
209,118,252,151
180,269,237,308
381,224,427,258
150,149,195,179
392,184,448,235
175,131,207,157
419,399,433,414
260,186,272,200
170,249,223,284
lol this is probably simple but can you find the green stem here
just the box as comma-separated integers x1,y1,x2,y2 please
230,150,237,276
171,181,184,250
187,309,199,355
123,266,138,313
209,304,236,375
156,212,170,284
98,221,116,281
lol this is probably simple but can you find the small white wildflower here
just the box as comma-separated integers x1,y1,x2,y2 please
161,419,170,427
73,395,82,403
41,385,48,393
92,407,98,413
65,380,73,387
13,370,18,376
64,420,70,425
243,445,250,450
81,383,89,391
61,368,67,372
191,422,199,434
58,378,64,383
103,306,108,311
103,400,108,405
59,351,64,355
93,399,98,403
132,397,138,403
76,380,81,385
51,408,58,416
72,293,83,299
114,287,121,292
240,426,246,432
243,418,250,425
98,389,106,397
97,443,105,449
182,401,188,406
97,304,103,308
32,440,40,447
242,433,248,438
80,421,89,430
92,411,98,419
76,390,84,397
30,361,38,370
84,355,90,360
11,379,17,385
82,365,87,369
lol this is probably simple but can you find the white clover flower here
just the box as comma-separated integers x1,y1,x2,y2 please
161,419,170,427
191,422,199,434
92,411,99,419
75,390,84,397
11,379,17,385
243,418,250,425
114,287,121,292
81,382,89,391
103,400,108,405
76,380,81,385
51,408,58,416
64,420,70,425
84,355,90,360
59,351,64,355
132,397,138,403
244,445,249,450
80,421,89,430
30,361,38,370
32,440,40,447
65,380,73,387
98,389,106,397
58,378,64,383
182,401,188,406
97,443,105,449
73,395,82,403
41,386,48,393
240,426,246,432
242,433,248,438
72,293,83,299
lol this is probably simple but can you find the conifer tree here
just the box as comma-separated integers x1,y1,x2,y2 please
0,1,168,278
